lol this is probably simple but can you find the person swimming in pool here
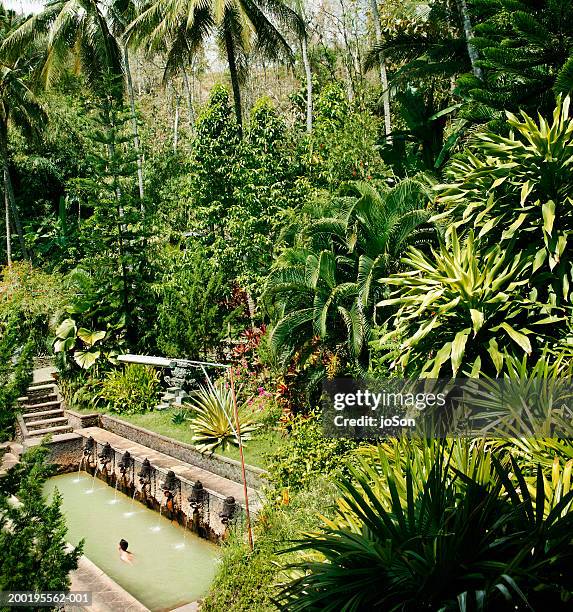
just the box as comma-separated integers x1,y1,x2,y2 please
118,539,134,564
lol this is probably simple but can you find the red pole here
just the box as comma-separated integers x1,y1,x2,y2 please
229,367,254,550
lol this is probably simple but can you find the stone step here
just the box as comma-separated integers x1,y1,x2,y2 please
22,400,61,412
29,380,56,389
26,424,73,437
18,393,58,406
0,452,19,476
10,442,23,457
155,403,170,411
27,386,57,398
23,432,81,449
23,408,64,420
26,417,69,431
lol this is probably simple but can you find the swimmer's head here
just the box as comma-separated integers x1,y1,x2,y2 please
119,539,129,551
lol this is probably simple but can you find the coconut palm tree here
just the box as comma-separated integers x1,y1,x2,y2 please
126,0,304,130
1,0,123,93
0,7,46,263
1,0,145,202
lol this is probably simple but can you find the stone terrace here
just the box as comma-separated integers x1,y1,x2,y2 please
77,427,262,512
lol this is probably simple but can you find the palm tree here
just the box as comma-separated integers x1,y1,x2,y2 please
126,0,304,130
1,0,145,202
264,178,434,367
0,8,46,263
1,0,123,92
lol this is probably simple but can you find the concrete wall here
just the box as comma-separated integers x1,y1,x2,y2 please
99,414,267,489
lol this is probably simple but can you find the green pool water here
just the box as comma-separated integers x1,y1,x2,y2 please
44,472,219,611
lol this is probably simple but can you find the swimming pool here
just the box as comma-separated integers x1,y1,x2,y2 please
44,472,219,611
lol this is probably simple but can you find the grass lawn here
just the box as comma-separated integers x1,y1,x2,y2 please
73,405,279,469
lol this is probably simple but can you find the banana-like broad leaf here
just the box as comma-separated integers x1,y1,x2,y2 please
55,318,76,339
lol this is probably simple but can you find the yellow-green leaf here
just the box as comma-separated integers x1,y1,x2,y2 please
487,338,504,373
499,322,532,354
542,200,555,234
470,309,485,334
451,329,470,375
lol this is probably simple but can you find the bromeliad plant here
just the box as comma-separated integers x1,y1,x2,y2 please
278,445,573,611
376,229,565,377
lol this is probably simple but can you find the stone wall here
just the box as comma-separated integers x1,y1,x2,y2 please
23,432,239,540
99,414,267,489
25,432,84,473
65,410,100,430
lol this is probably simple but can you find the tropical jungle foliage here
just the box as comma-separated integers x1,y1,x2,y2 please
1,0,573,609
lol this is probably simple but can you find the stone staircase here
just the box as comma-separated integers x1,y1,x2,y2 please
17,379,73,440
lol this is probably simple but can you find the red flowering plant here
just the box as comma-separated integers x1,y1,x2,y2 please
228,324,277,417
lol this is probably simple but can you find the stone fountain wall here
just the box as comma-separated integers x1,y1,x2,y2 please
78,440,243,542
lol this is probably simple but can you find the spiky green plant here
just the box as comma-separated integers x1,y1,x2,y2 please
436,96,573,305
466,350,573,438
377,228,565,377
187,379,258,452
277,445,573,611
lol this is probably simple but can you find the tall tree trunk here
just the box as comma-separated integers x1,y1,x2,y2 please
224,24,243,133
4,186,11,266
343,57,355,101
370,0,392,138
0,125,28,260
173,86,180,152
123,45,145,203
457,0,483,79
182,67,195,128
301,32,313,133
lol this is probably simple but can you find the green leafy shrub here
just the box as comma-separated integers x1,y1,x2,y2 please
266,411,357,491
187,379,258,452
278,444,573,610
154,246,236,360
309,82,388,185
97,364,160,414
171,408,189,425
377,229,565,377
0,444,83,595
203,478,338,612
0,316,34,440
